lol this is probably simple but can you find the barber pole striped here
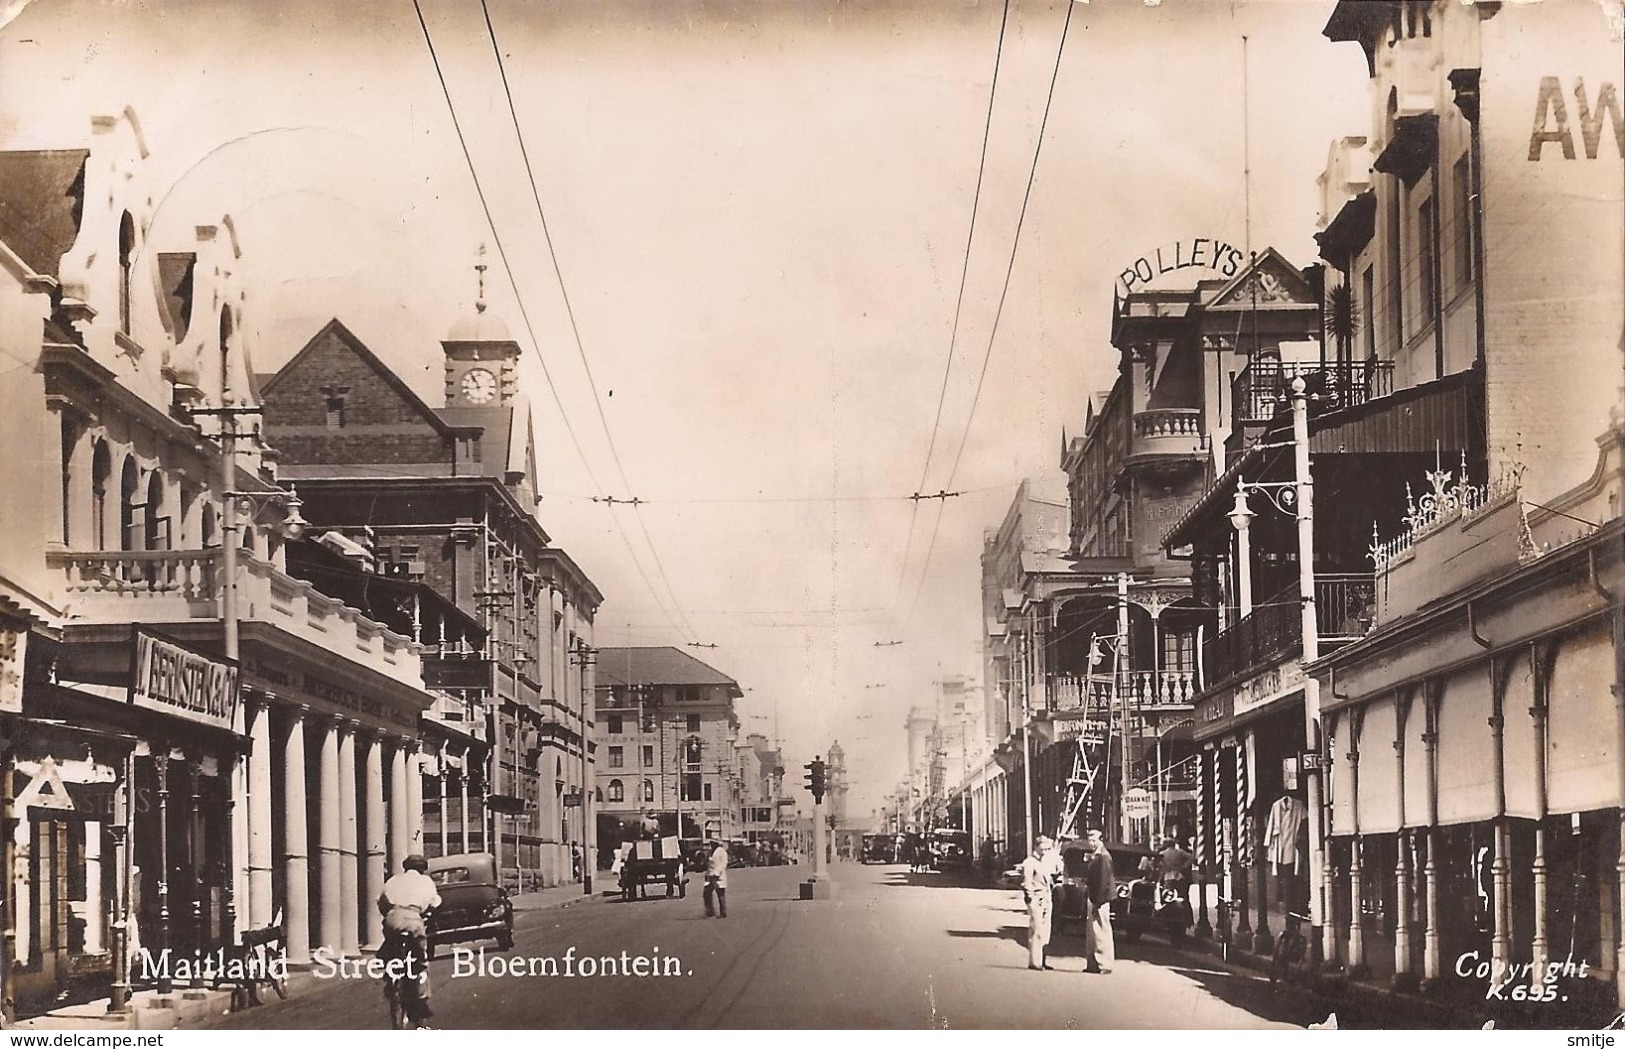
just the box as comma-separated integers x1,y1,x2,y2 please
1236,744,1253,870
1194,750,1206,867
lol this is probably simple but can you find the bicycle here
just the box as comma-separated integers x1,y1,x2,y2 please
228,909,289,1011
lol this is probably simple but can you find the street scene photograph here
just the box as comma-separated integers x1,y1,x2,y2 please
0,0,1621,1033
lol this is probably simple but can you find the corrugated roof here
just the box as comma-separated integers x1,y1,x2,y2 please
0,149,88,277
596,647,742,692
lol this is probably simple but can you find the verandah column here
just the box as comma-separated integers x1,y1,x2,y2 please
316,716,342,957
389,738,409,871
247,696,275,930
281,707,310,965
363,730,386,951
337,721,359,957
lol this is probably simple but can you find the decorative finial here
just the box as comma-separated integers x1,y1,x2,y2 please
475,243,488,314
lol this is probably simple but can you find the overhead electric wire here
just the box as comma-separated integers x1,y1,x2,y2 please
411,0,692,643
904,0,1077,627
885,0,1013,635
479,0,701,644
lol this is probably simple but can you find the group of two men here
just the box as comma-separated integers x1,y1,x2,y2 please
1020,829,1115,974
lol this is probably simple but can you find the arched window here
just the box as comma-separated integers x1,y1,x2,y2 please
143,471,166,551
118,212,135,336
201,504,217,548
91,441,111,550
607,779,624,803
118,457,139,551
240,524,256,555
641,779,655,803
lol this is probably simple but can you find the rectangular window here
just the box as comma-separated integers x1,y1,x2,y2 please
1452,154,1473,292
641,745,654,768
608,746,623,769
703,782,713,802
1417,196,1437,327
1388,186,1404,351
1161,631,1197,674
606,714,622,735
686,714,701,733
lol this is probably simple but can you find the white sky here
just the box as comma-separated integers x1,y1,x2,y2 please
0,0,1370,818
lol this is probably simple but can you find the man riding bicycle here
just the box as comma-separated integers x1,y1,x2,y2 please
377,854,441,1027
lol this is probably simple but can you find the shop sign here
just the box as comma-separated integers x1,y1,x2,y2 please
1116,237,1248,296
243,656,417,731
1051,715,1109,745
1197,690,1234,725
0,622,24,714
1233,661,1305,716
131,630,238,732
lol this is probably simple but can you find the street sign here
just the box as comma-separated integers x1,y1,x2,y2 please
1299,751,1326,772
1123,788,1153,820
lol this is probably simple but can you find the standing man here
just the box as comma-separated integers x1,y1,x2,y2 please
1020,836,1058,971
1082,829,1115,974
703,838,729,918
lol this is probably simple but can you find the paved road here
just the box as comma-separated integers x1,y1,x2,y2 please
197,863,1324,1029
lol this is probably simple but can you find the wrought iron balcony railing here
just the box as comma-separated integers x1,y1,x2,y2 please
1231,360,1395,427
1201,573,1375,687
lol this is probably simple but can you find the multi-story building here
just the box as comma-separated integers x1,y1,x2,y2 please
594,647,743,845
1161,0,1624,1008
260,303,603,890
0,110,438,1016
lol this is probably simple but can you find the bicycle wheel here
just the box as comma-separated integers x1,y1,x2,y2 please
270,973,288,1000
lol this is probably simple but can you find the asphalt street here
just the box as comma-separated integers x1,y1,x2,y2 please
197,862,1328,1030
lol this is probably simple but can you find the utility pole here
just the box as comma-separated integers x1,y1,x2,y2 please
574,641,596,896
1117,572,1133,842
1019,631,1034,855
1290,378,1331,968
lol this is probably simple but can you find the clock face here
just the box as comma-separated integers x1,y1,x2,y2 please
460,367,498,405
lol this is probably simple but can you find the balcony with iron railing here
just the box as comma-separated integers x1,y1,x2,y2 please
1200,573,1376,689
1045,668,1200,713
1231,360,1395,429
48,547,424,687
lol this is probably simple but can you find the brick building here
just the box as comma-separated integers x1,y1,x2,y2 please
261,306,603,890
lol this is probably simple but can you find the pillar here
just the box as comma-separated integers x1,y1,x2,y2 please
337,722,359,957
282,709,310,965
1423,829,1441,981
1347,837,1366,974
459,752,471,854
363,731,386,951
1395,829,1413,981
83,822,103,954
1532,824,1548,987
405,742,425,855
438,749,449,857
389,739,409,872
247,697,274,930
317,716,342,956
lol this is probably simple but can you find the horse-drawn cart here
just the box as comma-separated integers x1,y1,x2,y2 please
618,836,687,900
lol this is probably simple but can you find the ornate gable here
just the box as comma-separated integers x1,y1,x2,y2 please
1203,248,1316,310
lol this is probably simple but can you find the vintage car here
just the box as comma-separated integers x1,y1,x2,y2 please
1054,840,1191,943
860,833,896,864
928,828,974,871
424,852,514,958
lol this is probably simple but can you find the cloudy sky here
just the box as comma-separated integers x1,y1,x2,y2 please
1,0,1369,817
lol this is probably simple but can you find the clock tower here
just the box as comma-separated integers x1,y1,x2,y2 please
443,252,520,407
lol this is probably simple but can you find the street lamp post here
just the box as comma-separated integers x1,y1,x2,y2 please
572,641,596,895
188,404,306,951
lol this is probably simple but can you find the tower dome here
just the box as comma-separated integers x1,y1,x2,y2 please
447,300,512,344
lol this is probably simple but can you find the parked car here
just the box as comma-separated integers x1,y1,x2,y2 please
860,833,896,864
424,852,514,959
929,828,974,871
1054,840,1190,943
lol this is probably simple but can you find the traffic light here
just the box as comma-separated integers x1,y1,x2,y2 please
805,757,827,803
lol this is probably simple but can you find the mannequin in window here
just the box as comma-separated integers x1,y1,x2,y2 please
1264,791,1307,909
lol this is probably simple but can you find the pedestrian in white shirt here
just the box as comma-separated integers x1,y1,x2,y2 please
1020,836,1058,971
704,839,730,918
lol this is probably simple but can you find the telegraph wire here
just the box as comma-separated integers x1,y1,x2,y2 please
411,0,693,643
479,0,701,644
889,0,1016,626
903,0,1077,628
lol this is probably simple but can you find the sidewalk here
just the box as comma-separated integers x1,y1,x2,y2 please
1160,931,1619,1030
4,882,606,1031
